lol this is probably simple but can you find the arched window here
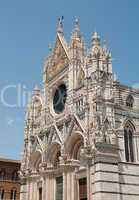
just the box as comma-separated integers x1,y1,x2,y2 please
10,188,16,200
0,170,5,181
126,95,134,108
124,123,134,162
0,187,4,200
12,171,18,181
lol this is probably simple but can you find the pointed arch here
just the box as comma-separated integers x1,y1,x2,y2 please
104,118,110,130
126,95,134,108
29,150,42,172
65,131,85,160
124,120,135,162
123,119,136,131
46,142,61,168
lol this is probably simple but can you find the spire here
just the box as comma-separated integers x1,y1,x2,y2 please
74,17,80,34
57,16,64,35
92,31,100,46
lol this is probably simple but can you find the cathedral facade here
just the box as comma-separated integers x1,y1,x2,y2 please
20,18,139,200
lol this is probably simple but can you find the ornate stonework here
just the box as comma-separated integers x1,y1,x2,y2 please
46,35,69,81
20,19,139,200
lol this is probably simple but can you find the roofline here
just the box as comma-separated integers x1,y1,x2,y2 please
0,157,21,164
113,81,139,94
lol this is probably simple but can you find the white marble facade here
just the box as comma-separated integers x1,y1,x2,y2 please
20,18,139,200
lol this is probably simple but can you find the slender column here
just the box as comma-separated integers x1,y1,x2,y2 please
66,169,76,200
34,181,38,200
44,174,55,200
45,175,50,200
43,177,46,200
50,176,53,200
29,181,33,200
27,181,30,200
66,172,70,200
76,179,79,200
63,171,67,200
71,172,75,200
31,181,35,200
50,175,56,200
87,165,91,200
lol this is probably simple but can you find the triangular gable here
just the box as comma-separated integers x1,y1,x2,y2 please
47,124,63,145
57,33,69,59
31,136,42,153
68,114,86,136
47,34,69,81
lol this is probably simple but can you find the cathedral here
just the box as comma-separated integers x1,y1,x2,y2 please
20,18,139,200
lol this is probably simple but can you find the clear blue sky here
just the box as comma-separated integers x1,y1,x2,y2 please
0,0,138,160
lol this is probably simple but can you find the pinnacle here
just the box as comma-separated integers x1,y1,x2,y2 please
92,31,101,46
92,31,100,40
57,16,64,35
74,17,80,33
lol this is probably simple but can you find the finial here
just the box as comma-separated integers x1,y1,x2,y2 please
92,31,100,46
74,17,80,33
57,16,64,34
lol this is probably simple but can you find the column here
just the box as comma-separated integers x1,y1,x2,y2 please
42,177,46,200
66,169,76,200
63,171,67,200
87,164,91,200
44,174,55,200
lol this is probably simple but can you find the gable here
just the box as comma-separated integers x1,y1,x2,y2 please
47,124,63,145
68,114,86,136
47,34,69,81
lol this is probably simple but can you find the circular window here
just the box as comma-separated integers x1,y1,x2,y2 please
53,84,67,114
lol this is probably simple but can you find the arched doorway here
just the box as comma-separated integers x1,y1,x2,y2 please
46,142,63,200
65,131,87,200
